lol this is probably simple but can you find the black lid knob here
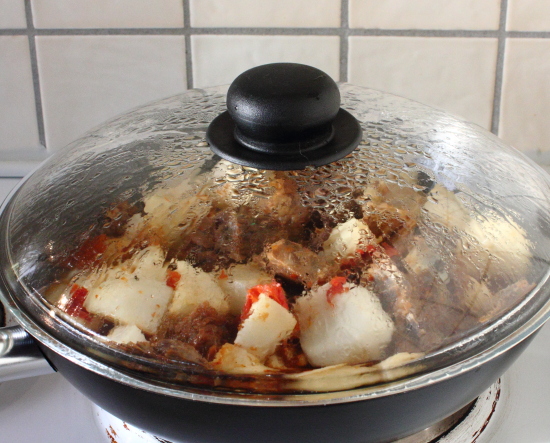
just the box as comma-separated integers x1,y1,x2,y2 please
206,63,362,170
228,63,340,154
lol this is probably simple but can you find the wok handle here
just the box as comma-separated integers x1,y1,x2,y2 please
0,325,55,382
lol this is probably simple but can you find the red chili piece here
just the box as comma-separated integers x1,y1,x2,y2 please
166,270,181,289
326,276,349,306
358,244,377,258
71,234,108,268
66,284,92,321
241,282,288,321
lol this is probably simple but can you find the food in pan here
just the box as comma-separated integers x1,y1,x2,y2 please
44,162,534,377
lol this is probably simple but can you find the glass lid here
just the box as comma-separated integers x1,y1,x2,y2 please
2,63,550,395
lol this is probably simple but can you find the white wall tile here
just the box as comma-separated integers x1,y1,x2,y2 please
349,0,501,30
499,39,550,159
36,36,187,151
0,37,40,152
192,35,340,88
507,0,550,31
0,0,26,29
32,0,184,29
348,37,498,129
190,0,340,28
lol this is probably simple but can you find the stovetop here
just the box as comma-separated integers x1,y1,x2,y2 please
0,177,549,443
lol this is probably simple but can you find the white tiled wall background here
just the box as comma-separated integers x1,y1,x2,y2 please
1,0,550,176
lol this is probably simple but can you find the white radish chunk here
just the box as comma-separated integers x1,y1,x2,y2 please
461,217,531,279
131,245,167,279
217,264,272,316
235,294,297,361
84,246,172,334
142,180,212,245
107,324,146,344
294,282,394,367
211,343,271,374
423,184,531,279
323,218,374,259
422,184,471,230
169,260,229,316
85,278,171,334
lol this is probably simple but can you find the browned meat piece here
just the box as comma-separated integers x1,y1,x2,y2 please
366,243,481,354
101,200,145,237
156,303,239,360
182,209,217,250
265,239,334,288
362,179,425,245
169,207,231,271
479,279,536,323
302,209,337,252
363,252,414,319
364,179,427,212
180,246,231,273
413,299,478,352
338,199,364,222
256,173,311,234
211,207,282,263
364,202,417,244
362,254,423,351
389,300,479,355
168,172,318,271
176,195,313,272
270,336,310,370
174,206,260,269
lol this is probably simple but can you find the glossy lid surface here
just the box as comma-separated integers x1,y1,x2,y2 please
2,75,550,395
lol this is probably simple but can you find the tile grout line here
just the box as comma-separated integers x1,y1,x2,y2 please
0,29,28,35
182,0,194,89
339,0,350,82
3,27,550,38
347,28,499,37
24,0,47,149
490,0,508,136
507,30,550,37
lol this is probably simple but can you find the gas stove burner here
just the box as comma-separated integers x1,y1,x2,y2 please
393,403,475,443
94,406,174,443
436,380,501,442
397,380,501,443
93,380,501,443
